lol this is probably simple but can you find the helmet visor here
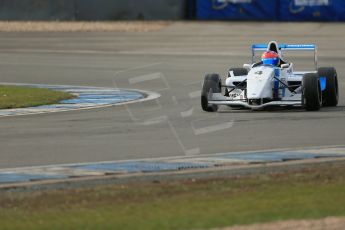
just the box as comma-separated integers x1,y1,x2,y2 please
262,57,279,66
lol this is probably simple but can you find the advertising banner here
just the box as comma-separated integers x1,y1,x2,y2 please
196,0,278,20
280,0,345,21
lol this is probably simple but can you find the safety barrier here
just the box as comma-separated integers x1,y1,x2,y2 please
196,0,278,20
280,0,345,21
196,0,345,21
0,0,187,20
74,0,187,20
0,0,344,21
0,0,75,20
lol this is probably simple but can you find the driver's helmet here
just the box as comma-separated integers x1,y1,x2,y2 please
261,51,279,66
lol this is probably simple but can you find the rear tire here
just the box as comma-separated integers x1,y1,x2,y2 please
201,74,221,112
302,73,322,111
318,67,338,107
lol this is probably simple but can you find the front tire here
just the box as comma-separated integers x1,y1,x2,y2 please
201,74,221,112
318,67,338,107
302,73,322,111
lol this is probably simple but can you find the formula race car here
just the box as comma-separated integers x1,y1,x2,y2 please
201,41,339,111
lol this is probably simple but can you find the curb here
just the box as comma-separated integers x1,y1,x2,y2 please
0,83,160,117
1,145,345,189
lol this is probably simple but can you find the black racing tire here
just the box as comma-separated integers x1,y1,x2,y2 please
302,73,322,111
318,67,339,107
201,74,221,112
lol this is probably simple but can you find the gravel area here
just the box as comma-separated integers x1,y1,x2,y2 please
0,21,170,32
218,217,345,230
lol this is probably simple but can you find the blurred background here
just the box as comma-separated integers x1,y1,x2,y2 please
0,0,344,21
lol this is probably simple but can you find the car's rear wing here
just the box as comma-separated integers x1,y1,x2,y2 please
251,44,318,70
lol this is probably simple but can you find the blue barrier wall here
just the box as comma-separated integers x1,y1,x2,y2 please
196,0,278,20
196,0,345,21
280,0,345,21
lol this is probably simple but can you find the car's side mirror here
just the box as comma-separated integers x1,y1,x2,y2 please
243,64,251,70
281,64,289,69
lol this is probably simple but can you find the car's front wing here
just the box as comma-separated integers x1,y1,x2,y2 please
208,93,302,110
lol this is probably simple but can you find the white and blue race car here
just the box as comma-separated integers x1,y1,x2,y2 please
201,41,339,111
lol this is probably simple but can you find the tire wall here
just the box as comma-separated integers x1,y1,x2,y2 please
0,0,187,21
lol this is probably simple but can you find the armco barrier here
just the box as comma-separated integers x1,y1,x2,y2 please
196,0,278,20
279,0,345,21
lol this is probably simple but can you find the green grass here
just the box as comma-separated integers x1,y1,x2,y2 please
1,163,345,230
0,85,75,109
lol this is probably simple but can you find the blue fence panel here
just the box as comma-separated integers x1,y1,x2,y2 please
196,0,278,20
280,0,345,21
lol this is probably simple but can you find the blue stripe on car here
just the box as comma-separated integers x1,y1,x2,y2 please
320,76,327,91
274,68,280,97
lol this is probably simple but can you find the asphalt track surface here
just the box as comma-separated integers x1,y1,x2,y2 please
0,22,344,169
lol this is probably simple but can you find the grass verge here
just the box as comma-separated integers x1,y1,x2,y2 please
1,162,345,230
0,85,75,109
